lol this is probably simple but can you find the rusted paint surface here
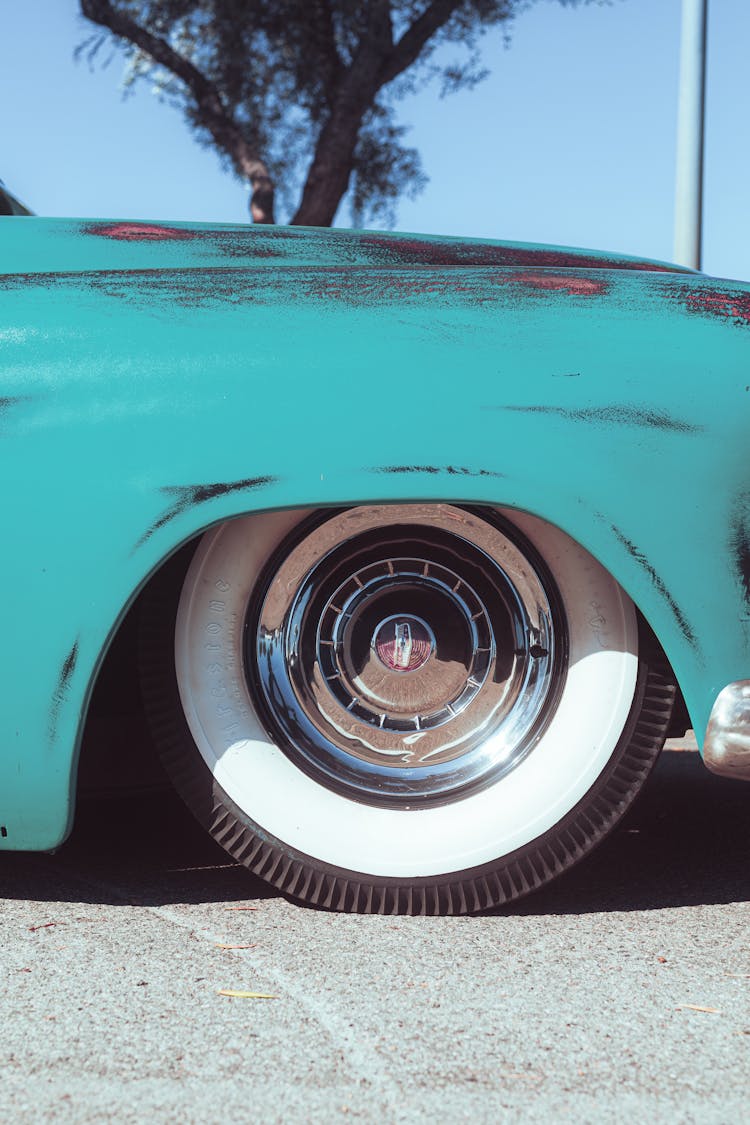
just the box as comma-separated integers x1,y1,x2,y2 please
610,527,698,648
497,404,703,434
509,273,608,296
373,465,505,479
356,233,690,274
0,271,72,292
87,222,197,242
8,218,690,277
669,283,750,327
84,221,281,259
84,221,680,271
0,266,613,311
49,641,79,743
136,475,279,548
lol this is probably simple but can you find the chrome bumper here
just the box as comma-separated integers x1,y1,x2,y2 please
703,681,750,780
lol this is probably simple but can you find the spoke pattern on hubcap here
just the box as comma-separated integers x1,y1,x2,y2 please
250,505,565,807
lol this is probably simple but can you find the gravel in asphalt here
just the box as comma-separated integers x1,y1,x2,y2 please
1,749,748,1123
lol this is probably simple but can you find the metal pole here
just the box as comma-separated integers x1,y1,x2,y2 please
673,0,708,269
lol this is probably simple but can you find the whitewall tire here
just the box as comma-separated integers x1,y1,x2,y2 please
139,504,674,914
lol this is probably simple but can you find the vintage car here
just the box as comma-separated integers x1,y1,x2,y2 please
1,208,748,915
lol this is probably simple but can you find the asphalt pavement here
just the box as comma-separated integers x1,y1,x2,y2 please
2,746,748,1123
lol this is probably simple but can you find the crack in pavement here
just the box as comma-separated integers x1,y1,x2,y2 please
22,856,405,1115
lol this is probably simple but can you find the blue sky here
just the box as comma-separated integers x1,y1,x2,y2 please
2,0,748,279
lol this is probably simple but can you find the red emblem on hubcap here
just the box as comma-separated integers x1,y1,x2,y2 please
373,617,433,672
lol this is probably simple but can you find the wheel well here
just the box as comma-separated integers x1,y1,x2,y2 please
76,516,691,795
77,565,170,795
665,679,691,740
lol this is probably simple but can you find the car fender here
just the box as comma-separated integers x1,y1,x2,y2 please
1,247,748,849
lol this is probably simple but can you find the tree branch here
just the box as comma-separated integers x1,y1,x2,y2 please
291,0,469,224
291,2,396,225
309,0,345,109
79,0,276,222
378,0,466,86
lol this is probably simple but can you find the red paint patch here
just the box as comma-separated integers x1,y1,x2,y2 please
375,619,433,672
513,273,608,296
359,234,686,274
87,222,196,242
677,286,750,326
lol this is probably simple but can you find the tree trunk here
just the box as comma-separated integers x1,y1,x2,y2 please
238,161,275,224
291,0,462,227
291,109,365,227
291,9,393,226
80,0,276,222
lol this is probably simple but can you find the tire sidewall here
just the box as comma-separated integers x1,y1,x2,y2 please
170,506,640,880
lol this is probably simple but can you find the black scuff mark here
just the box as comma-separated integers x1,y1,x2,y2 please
0,269,248,304
493,404,702,434
49,641,79,743
373,465,505,479
729,491,750,612
0,396,31,432
610,527,698,648
0,266,605,313
0,271,66,291
135,475,279,549
0,396,28,413
183,227,291,260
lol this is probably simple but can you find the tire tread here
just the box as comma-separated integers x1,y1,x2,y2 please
138,541,675,916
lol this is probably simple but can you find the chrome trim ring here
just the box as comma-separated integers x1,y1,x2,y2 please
248,504,566,807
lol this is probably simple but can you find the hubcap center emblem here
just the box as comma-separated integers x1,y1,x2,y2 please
372,615,435,672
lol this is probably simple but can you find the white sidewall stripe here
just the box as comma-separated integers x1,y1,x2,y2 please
175,507,638,879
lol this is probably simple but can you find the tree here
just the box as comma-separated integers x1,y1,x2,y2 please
79,1,593,226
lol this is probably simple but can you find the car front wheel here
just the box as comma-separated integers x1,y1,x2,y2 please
139,504,674,914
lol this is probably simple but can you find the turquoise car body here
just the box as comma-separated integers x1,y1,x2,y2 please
1,217,749,851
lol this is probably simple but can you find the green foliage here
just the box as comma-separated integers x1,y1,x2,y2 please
80,1,594,225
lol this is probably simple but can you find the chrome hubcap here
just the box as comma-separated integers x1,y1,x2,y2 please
249,505,566,807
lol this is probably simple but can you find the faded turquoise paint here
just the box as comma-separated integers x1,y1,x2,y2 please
0,218,748,851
